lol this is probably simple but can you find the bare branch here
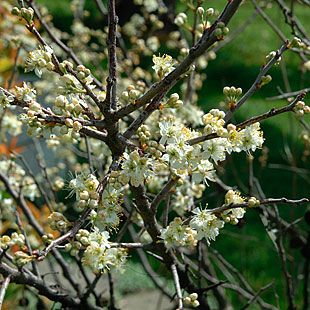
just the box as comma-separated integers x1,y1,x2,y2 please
0,276,11,310
105,0,118,112
236,92,306,129
208,197,309,215
171,264,183,310
267,88,310,100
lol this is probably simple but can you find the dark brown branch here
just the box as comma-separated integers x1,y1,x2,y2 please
187,90,305,147
0,262,82,308
236,92,306,129
150,177,177,213
82,274,101,304
0,172,81,295
105,0,118,112
37,209,92,261
108,271,117,310
0,87,108,142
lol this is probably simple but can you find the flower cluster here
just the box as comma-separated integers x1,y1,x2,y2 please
90,186,123,229
0,90,14,111
189,207,225,245
0,232,25,250
152,54,176,79
68,173,100,209
222,190,246,224
47,212,69,232
73,228,127,273
0,158,38,201
119,150,153,187
25,46,55,77
160,217,197,249
14,82,36,102
184,293,200,308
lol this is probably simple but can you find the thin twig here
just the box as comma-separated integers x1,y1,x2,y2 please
0,276,11,310
15,207,40,277
276,234,295,310
267,88,310,100
150,177,177,213
240,281,275,310
236,92,306,129
171,264,183,310
207,197,309,215
108,271,117,310
82,274,101,303
224,42,289,123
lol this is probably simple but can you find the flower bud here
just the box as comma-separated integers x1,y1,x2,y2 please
206,8,214,17
72,121,82,132
261,75,272,86
189,293,198,301
192,300,200,307
11,7,20,16
197,7,204,16
222,27,229,35
13,251,33,267
20,8,34,24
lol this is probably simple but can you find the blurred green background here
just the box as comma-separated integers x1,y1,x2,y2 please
33,0,310,308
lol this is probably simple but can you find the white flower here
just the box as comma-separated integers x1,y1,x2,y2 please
25,46,54,77
135,0,159,12
2,114,22,136
192,160,215,184
82,227,127,272
190,207,224,244
202,109,225,135
161,217,197,249
0,90,14,110
174,13,187,27
121,150,153,187
152,54,176,78
239,123,264,152
202,138,227,164
162,144,186,169
15,82,36,102
159,121,183,145
146,36,159,52
223,190,246,223
88,227,110,249
68,173,99,205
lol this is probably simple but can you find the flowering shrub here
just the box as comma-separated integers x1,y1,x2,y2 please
0,0,309,309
